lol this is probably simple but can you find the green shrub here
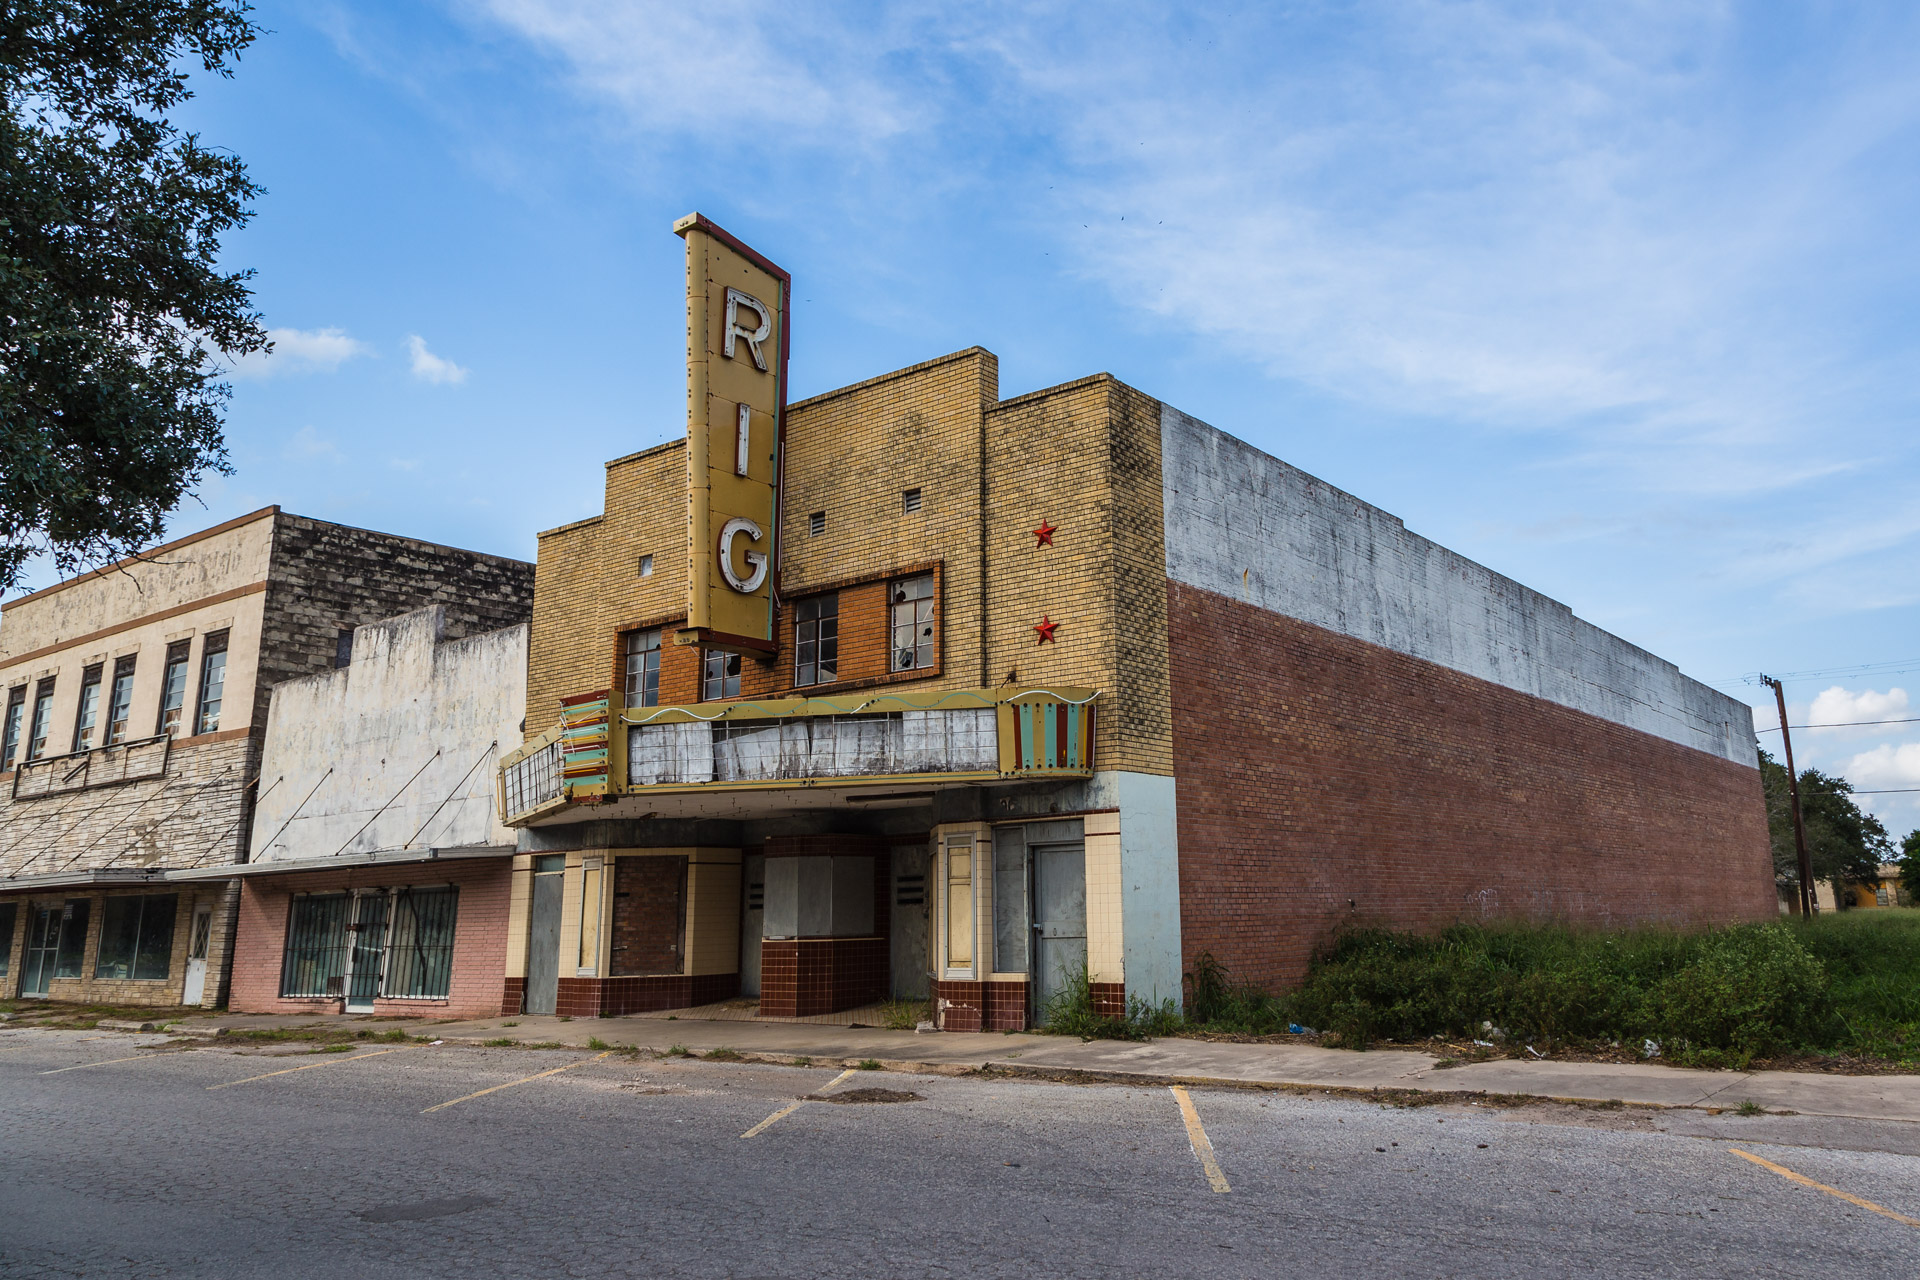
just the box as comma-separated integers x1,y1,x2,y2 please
1655,925,1830,1058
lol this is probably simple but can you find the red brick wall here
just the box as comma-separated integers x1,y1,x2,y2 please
611,856,687,974
229,859,510,1018
1167,581,1775,993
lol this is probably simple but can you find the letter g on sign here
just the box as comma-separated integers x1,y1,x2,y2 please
717,517,768,593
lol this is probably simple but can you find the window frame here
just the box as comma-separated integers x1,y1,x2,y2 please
702,648,741,701
1,684,25,770
193,629,230,736
622,628,663,708
156,640,191,737
70,664,104,754
94,894,178,981
889,573,939,674
103,656,137,746
52,897,90,979
792,593,840,689
25,679,56,761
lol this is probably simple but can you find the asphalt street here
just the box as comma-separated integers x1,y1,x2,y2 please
2,1028,1916,1278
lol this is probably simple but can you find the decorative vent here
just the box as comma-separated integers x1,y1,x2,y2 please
902,488,922,514
809,510,826,536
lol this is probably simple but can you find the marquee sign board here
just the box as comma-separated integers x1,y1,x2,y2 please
673,212,789,658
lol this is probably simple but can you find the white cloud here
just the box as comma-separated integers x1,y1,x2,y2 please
1808,686,1911,732
406,335,469,385
1845,742,1920,790
283,425,343,463
229,327,371,378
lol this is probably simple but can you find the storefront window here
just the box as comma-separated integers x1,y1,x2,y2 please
0,902,15,978
280,888,457,1001
384,888,458,999
52,898,90,978
95,894,178,980
280,893,351,997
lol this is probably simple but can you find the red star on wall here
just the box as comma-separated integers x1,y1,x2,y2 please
1033,616,1059,645
1032,520,1057,548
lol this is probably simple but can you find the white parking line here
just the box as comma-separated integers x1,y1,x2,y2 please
423,1050,613,1114
209,1046,418,1090
41,1053,169,1075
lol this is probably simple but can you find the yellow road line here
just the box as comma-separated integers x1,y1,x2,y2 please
208,1046,417,1090
422,1050,612,1114
1170,1085,1232,1193
1730,1148,1920,1229
740,1068,861,1139
41,1053,167,1075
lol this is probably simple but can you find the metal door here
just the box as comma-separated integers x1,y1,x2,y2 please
1030,842,1087,1023
343,893,389,1013
890,846,930,1000
524,860,564,1016
739,853,764,998
21,905,58,998
181,903,214,1006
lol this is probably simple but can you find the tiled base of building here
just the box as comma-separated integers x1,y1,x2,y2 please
1090,982,1125,1018
761,938,890,1017
934,979,1030,1031
1166,580,1776,993
550,973,741,1018
502,977,524,1016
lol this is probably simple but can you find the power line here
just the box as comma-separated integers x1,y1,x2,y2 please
1712,659,1920,689
1757,716,1920,733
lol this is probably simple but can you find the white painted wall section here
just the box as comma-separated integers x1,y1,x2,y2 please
1115,771,1183,1009
250,608,526,861
1160,406,1757,767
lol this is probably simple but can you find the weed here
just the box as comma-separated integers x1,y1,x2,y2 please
856,1059,882,1070
705,1047,743,1062
528,1041,565,1049
482,1037,517,1047
501,1021,519,1028
1737,1099,1765,1116
587,1037,611,1050
791,1056,811,1067
878,999,932,1031
313,1043,355,1054
376,1028,408,1042
558,1016,572,1022
664,1044,691,1057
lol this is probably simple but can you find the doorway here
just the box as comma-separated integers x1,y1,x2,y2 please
181,902,214,1006
343,892,390,1013
890,845,930,1000
1030,842,1087,1023
524,855,564,1015
739,853,764,998
21,903,59,998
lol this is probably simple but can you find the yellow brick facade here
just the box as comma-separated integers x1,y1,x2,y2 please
523,348,1173,778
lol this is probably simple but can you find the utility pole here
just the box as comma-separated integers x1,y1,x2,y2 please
1762,675,1816,919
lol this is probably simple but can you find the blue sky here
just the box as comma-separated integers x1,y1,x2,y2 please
16,2,1920,837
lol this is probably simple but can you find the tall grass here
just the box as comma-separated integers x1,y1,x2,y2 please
1178,914,1920,1067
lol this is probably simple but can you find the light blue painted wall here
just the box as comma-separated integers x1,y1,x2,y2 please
1116,770,1183,1010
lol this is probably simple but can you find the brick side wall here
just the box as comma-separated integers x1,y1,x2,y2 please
1168,581,1775,993
610,856,687,974
259,513,532,734
227,859,511,1018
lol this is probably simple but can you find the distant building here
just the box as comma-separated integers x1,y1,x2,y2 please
222,607,526,1019
0,508,531,1008
496,217,1774,1031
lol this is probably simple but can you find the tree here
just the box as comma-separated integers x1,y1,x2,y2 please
1,0,266,592
1900,830,1920,907
1759,750,1892,902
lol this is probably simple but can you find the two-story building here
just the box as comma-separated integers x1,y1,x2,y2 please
498,216,1775,1031
0,508,531,1008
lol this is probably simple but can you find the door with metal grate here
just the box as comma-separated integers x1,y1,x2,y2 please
343,893,390,1013
1030,842,1087,1024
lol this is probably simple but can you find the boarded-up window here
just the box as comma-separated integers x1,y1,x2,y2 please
611,856,687,975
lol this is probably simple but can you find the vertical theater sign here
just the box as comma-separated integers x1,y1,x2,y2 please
674,212,790,657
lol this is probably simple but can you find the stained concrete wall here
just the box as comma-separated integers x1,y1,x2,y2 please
1160,406,1757,767
250,609,526,862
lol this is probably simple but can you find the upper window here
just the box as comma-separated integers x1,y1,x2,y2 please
25,679,55,761
890,574,937,673
156,640,190,737
70,665,103,754
702,649,741,701
638,554,654,578
793,595,839,688
623,629,662,708
2,685,26,770
194,630,229,736
95,894,178,981
104,656,136,746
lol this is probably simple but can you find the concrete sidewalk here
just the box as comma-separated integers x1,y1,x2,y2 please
161,1008,1920,1124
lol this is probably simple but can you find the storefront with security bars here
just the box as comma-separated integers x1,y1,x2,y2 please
217,851,513,1020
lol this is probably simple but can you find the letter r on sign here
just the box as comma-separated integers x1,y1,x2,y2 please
724,288,771,371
